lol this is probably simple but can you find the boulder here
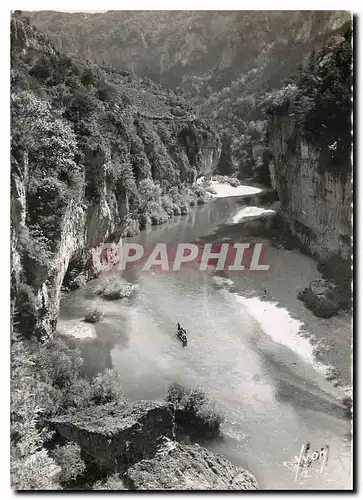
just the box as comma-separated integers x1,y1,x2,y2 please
50,401,175,473
297,279,340,318
124,438,258,490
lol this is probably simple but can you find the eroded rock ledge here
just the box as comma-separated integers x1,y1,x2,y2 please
125,438,258,490
50,400,258,490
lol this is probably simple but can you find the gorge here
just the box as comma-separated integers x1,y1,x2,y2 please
10,11,352,491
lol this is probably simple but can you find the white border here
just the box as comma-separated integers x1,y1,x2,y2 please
1,2,360,497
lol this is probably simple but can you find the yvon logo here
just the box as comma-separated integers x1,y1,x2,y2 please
294,442,330,481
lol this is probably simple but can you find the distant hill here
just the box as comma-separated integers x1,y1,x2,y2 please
24,10,351,179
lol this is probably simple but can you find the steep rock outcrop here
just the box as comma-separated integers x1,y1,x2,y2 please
11,17,221,338
50,403,258,490
11,147,127,338
124,438,258,490
50,401,175,473
267,110,352,264
26,11,349,90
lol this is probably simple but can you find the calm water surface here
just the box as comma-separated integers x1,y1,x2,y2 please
60,194,352,490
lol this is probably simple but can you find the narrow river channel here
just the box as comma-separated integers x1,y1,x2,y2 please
59,192,352,490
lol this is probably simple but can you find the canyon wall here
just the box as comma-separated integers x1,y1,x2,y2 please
11,18,221,339
268,109,352,264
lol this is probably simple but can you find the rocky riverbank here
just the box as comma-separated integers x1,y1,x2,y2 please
50,400,258,490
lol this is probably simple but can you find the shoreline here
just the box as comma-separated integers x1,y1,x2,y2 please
60,181,352,413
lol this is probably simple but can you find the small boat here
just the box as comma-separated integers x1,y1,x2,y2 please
177,326,188,347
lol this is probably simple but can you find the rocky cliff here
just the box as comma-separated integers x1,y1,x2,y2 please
24,11,350,179
125,440,258,490
11,17,221,339
263,24,352,291
268,111,352,262
25,11,350,91
50,400,258,490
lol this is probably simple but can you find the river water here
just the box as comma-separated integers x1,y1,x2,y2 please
59,193,352,490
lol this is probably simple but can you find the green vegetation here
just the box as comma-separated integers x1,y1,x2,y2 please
262,24,352,177
84,307,103,324
11,16,217,337
24,11,350,182
166,382,224,436
11,332,124,489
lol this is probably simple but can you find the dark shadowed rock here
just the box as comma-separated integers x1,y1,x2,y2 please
50,401,175,473
297,279,340,318
124,437,258,490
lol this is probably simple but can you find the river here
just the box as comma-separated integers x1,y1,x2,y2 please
59,192,352,490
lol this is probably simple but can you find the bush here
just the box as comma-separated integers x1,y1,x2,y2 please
93,473,126,490
147,200,169,225
123,218,140,237
11,449,61,490
90,369,123,405
84,308,103,323
36,338,83,390
191,184,208,204
138,213,152,230
51,443,86,485
161,194,177,218
166,383,224,436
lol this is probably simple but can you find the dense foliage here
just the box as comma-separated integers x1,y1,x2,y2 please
25,11,351,181
166,382,224,435
11,17,217,337
262,24,352,177
10,331,125,489
11,17,217,259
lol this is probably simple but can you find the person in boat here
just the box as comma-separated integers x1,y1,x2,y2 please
177,322,181,332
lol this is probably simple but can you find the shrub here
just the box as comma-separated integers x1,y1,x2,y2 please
147,200,168,225
138,213,152,230
123,218,140,237
90,369,123,405
93,473,126,490
138,178,162,212
84,308,103,324
161,194,177,218
166,382,186,406
13,283,38,336
166,383,224,435
36,338,83,390
11,449,61,490
51,443,86,485
191,184,209,204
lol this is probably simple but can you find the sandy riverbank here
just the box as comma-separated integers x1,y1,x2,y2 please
230,206,277,223
210,180,262,198
213,237,352,401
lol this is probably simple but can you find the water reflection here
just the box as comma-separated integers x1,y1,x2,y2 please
59,193,351,490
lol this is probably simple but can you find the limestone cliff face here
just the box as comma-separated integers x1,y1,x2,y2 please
11,17,221,339
26,11,350,90
11,150,128,339
267,110,352,263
